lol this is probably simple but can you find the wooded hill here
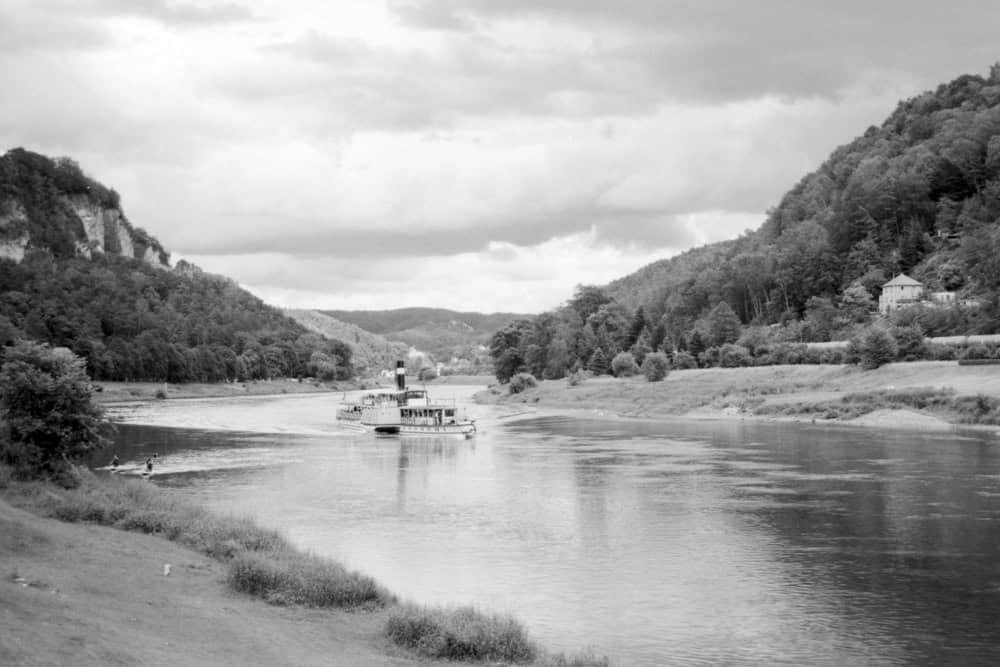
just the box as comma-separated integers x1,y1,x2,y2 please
0,149,353,382
285,309,408,376
488,66,1000,381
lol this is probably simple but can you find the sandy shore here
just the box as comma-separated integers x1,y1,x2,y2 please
93,378,385,404
476,361,1000,431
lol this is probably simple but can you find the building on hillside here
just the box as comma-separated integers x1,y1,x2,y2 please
878,274,924,314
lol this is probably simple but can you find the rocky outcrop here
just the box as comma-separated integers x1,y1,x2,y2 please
0,199,29,262
61,194,166,268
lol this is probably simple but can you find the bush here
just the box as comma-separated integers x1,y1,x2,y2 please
927,343,958,360
641,352,670,382
671,351,697,369
566,370,588,387
417,367,437,382
610,352,638,377
386,604,538,663
508,373,537,394
890,325,926,361
718,343,752,368
961,343,991,360
854,326,898,370
698,346,721,368
0,341,108,477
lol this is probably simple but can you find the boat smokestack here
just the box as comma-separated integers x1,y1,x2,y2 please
396,360,406,390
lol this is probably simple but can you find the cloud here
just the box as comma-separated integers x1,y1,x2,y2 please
95,0,257,27
3,0,996,313
389,1,1000,102
184,229,690,312
0,4,112,52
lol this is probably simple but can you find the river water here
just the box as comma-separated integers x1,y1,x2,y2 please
100,387,1000,666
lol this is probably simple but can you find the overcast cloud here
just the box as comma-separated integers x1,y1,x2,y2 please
0,0,996,312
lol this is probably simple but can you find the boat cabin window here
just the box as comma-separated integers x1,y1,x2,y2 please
445,409,455,417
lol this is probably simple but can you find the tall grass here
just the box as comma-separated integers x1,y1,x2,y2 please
228,551,390,608
386,604,538,663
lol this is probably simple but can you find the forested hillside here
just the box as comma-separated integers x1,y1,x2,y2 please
0,149,353,382
489,66,1000,381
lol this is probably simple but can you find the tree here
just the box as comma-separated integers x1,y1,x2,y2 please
587,347,609,375
624,306,647,349
703,301,742,347
0,341,107,475
641,352,670,382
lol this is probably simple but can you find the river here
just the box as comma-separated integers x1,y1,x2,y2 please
100,386,1000,666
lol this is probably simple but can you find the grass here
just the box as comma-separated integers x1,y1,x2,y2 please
0,465,613,664
3,468,393,609
753,387,1000,425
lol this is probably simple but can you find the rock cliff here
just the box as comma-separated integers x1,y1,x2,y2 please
0,148,170,268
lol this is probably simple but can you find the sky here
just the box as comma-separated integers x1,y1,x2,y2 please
1,1,998,314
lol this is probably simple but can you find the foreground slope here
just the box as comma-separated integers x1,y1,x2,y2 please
0,498,432,666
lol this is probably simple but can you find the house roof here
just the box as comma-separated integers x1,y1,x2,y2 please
883,274,923,287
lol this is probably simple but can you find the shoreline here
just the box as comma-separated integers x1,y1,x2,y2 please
475,361,1000,433
1,470,606,667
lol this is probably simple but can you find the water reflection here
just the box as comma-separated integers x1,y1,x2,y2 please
98,398,1000,666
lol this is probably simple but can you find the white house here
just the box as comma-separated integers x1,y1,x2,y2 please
878,274,924,314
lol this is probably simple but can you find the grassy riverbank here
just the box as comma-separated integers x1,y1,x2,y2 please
477,361,1000,429
0,467,608,666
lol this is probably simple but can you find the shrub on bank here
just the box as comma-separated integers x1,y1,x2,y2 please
718,343,752,368
641,352,670,382
671,351,697,370
611,352,638,377
853,326,898,370
386,604,538,663
508,373,537,394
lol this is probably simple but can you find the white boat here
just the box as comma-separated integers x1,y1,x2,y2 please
338,362,476,437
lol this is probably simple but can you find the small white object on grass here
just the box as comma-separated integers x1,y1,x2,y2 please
163,564,171,576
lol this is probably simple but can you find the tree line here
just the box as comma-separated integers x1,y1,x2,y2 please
0,252,353,382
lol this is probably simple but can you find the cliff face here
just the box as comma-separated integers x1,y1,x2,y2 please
0,199,29,262
0,148,170,268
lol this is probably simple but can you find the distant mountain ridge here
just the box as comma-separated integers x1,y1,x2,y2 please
322,307,531,367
